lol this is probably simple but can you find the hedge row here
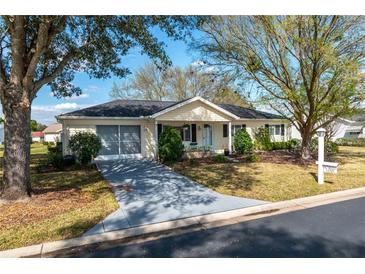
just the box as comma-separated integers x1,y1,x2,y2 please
262,139,300,151
336,138,365,147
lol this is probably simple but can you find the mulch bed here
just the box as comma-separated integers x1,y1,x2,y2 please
246,150,313,166
178,150,315,166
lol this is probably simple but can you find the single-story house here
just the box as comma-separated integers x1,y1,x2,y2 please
291,114,365,140
57,96,291,160
31,131,44,142
43,123,62,143
330,116,365,140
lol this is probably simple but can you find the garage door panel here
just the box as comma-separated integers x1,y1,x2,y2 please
97,126,118,141
99,141,119,155
120,125,141,154
120,141,141,154
96,125,141,156
97,125,119,155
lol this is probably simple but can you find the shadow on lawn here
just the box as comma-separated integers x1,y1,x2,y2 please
309,172,335,184
176,160,262,192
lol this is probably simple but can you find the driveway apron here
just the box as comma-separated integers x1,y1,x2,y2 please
84,159,267,236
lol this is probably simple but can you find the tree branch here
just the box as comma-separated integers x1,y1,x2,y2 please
32,51,75,95
23,16,52,88
9,16,25,85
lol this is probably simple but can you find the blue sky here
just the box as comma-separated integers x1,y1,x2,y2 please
31,29,203,125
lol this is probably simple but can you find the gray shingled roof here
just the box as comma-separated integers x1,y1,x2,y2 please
60,99,284,120
60,99,176,118
218,104,283,119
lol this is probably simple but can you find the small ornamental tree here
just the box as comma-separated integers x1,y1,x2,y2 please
254,127,272,151
158,127,184,163
234,129,253,154
69,132,101,165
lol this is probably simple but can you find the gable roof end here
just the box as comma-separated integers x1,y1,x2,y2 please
151,96,240,119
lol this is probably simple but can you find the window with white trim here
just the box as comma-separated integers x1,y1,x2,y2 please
268,125,284,136
231,124,246,136
182,124,191,141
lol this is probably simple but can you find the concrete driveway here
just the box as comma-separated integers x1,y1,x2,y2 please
85,159,267,236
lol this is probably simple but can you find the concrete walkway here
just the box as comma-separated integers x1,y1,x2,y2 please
85,159,266,236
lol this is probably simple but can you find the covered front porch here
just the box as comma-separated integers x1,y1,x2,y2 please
154,121,233,155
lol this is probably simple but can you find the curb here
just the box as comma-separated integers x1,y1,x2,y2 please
1,186,365,258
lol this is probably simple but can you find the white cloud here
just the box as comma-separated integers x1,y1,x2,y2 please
32,103,82,112
54,103,80,110
190,60,205,67
190,60,217,73
31,103,88,125
64,93,90,101
84,85,100,92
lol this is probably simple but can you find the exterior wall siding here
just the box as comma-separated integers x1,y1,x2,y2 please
61,119,157,159
156,100,232,122
44,133,61,143
233,121,289,142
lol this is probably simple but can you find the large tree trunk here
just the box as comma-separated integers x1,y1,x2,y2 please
1,96,32,200
300,133,312,160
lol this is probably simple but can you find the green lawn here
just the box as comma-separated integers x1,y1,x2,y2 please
0,142,48,157
0,143,119,251
171,146,365,202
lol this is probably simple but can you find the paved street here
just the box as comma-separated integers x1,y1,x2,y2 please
60,197,365,258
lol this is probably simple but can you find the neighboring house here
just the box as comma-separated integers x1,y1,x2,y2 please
330,116,365,140
57,96,291,160
43,123,62,143
291,115,365,141
31,131,44,142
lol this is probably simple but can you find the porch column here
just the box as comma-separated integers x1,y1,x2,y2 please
154,120,158,159
228,121,232,155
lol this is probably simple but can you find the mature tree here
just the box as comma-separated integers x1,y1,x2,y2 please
30,120,38,132
30,120,46,131
210,87,250,107
110,62,170,100
0,16,198,200
110,62,250,106
197,16,365,159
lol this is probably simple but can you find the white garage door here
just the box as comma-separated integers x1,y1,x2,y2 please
96,125,141,159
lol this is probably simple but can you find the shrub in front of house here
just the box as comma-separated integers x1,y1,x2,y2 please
69,132,102,165
336,138,365,147
310,138,339,155
234,129,253,154
158,127,184,163
271,141,287,150
246,153,260,162
288,138,301,150
254,127,273,151
47,142,64,169
213,154,229,163
188,158,199,166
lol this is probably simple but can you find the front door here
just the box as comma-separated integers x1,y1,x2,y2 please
203,124,212,148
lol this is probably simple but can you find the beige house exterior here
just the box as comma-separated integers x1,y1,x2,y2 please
43,123,62,143
57,97,291,160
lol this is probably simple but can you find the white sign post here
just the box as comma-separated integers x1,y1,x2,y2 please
316,128,326,184
315,128,339,184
